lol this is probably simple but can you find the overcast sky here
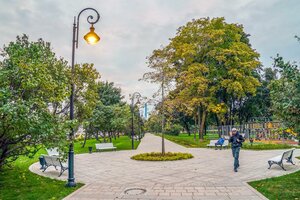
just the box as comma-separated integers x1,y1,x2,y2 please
0,0,299,102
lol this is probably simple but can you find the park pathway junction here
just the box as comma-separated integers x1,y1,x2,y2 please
30,133,300,200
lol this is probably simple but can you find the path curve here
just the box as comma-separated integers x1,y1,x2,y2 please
30,133,300,200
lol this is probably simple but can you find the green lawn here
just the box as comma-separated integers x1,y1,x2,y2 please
0,149,83,200
74,135,140,154
157,133,214,148
158,133,299,150
0,135,140,200
249,157,300,200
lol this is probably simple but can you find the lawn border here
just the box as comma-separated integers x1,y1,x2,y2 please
246,157,300,199
243,182,268,200
63,183,91,199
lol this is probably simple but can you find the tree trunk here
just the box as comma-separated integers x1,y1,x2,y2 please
194,115,197,141
0,144,8,170
109,132,112,143
231,97,235,126
238,99,242,125
199,110,207,141
161,69,165,155
103,132,107,143
215,114,221,137
95,131,99,141
82,131,88,148
204,121,207,136
229,103,232,126
183,120,191,135
198,106,201,140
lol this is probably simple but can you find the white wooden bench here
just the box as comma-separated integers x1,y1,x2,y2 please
95,143,117,152
268,148,296,171
207,140,229,149
216,140,229,149
46,148,59,156
42,155,68,177
207,140,218,148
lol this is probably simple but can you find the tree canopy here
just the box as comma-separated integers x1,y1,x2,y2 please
269,55,300,135
0,35,70,168
143,17,261,139
0,35,107,168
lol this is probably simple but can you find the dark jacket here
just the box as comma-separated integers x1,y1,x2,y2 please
229,132,244,148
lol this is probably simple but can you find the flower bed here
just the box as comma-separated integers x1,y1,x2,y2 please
131,152,193,161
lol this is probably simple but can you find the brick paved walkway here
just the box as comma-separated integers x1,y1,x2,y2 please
30,133,300,200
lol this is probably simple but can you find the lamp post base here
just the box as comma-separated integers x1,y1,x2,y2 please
66,180,76,187
67,144,76,187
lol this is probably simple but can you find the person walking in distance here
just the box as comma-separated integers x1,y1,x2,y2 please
229,128,244,172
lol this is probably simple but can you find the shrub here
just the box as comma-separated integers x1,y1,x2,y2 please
165,124,182,136
242,142,296,150
131,152,193,161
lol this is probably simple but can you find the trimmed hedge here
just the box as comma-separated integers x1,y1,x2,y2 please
242,142,297,150
131,152,193,161
165,124,182,136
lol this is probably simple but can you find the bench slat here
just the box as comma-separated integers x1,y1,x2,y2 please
95,143,117,150
46,148,59,156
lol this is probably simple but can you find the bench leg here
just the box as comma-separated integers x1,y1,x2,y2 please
287,158,295,165
42,165,49,172
58,168,67,177
291,160,295,165
58,169,63,177
268,161,273,169
280,163,286,171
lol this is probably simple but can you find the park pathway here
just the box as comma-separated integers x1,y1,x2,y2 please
30,133,300,200
136,133,189,153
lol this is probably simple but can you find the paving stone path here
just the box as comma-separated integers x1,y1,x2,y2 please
30,133,300,200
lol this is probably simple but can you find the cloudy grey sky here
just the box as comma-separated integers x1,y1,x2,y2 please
0,0,299,102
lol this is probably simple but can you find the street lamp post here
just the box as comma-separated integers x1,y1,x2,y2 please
136,106,143,141
146,97,165,154
67,8,101,187
130,92,142,150
138,113,142,140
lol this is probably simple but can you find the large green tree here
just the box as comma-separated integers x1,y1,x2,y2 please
142,48,177,154
144,18,261,140
269,55,300,141
144,111,162,133
98,81,124,106
237,67,276,123
74,63,100,124
88,102,131,143
81,81,126,146
0,35,70,168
